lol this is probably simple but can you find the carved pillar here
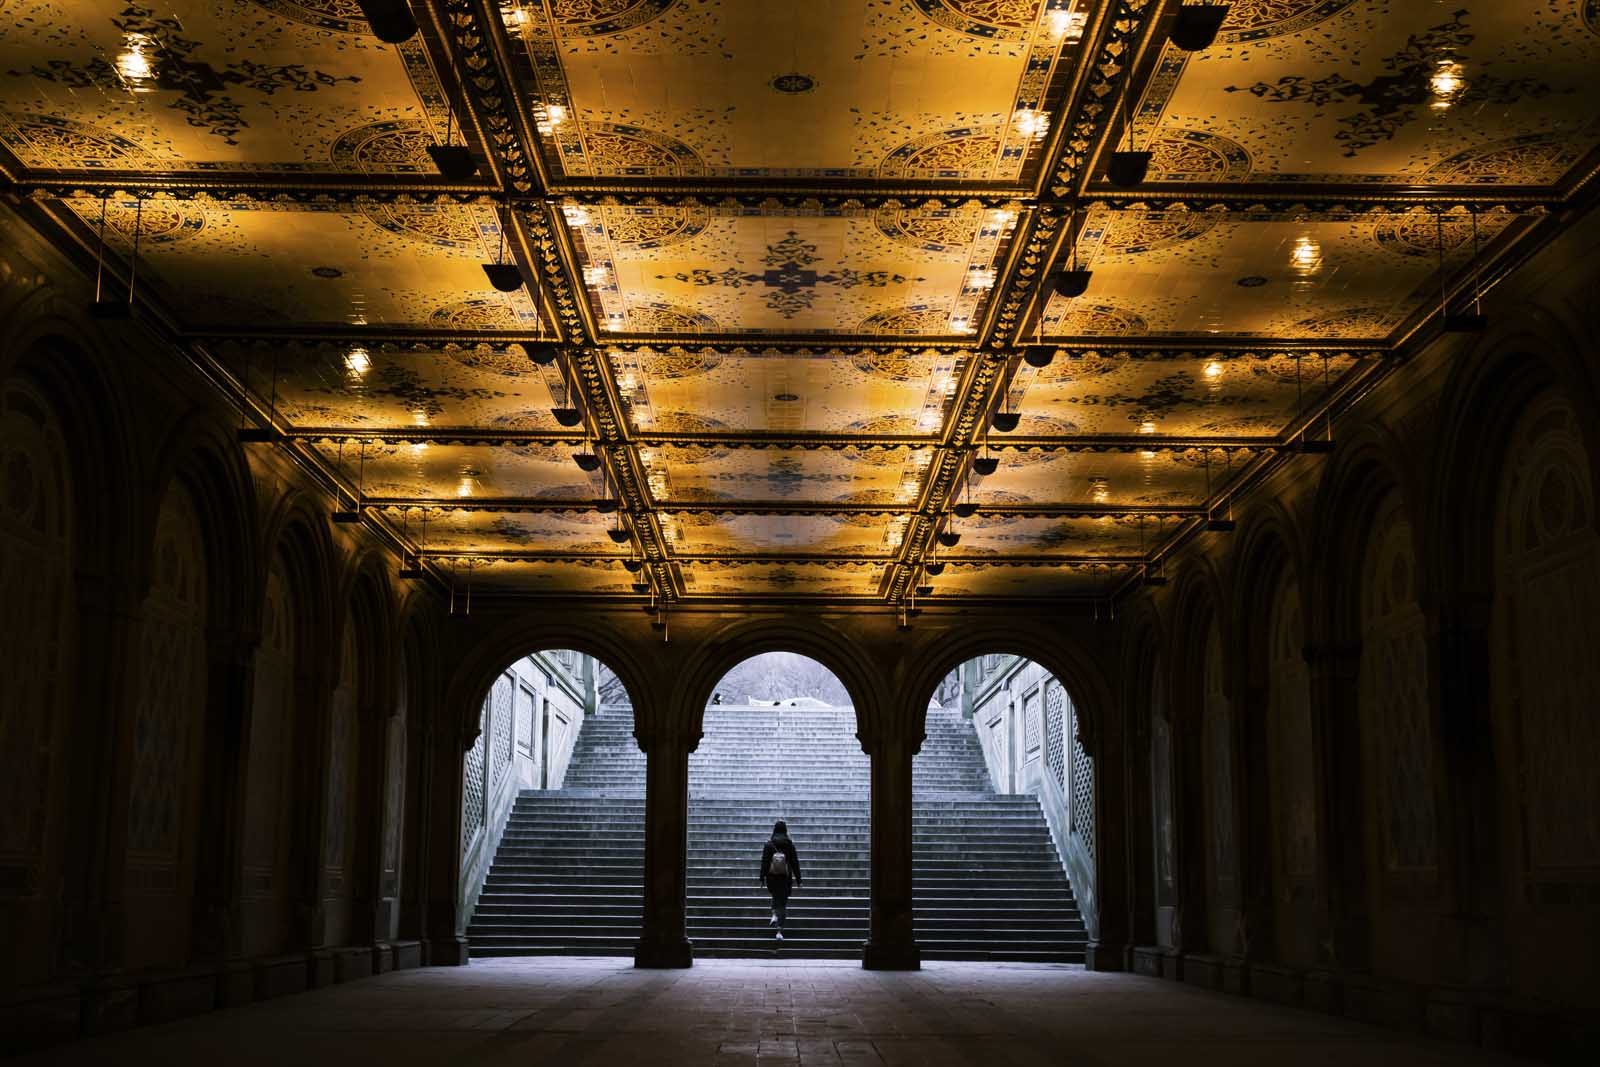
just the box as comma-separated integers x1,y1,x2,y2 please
1429,593,1505,987
59,573,142,978
1087,702,1128,971
192,630,257,965
1239,674,1277,967
634,727,694,968
862,729,921,970
1305,641,1366,973
421,716,469,965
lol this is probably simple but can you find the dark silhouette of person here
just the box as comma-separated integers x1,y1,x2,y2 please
759,819,802,939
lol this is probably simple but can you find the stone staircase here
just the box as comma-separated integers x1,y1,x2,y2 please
467,704,1085,962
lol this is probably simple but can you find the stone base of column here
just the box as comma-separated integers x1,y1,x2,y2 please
862,940,921,971
1084,941,1126,971
634,936,693,968
427,936,470,966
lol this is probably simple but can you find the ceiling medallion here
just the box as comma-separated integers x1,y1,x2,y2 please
1236,275,1268,288
770,72,817,95
773,392,800,402
311,266,343,278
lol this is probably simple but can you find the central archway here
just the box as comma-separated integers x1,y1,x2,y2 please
687,652,869,957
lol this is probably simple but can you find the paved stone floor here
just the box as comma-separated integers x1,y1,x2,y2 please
22,958,1522,1066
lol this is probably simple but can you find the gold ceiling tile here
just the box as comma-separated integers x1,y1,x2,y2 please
926,563,1132,599
0,0,445,172
679,561,882,598
652,446,930,505
971,449,1222,508
1142,2,1600,185
313,442,599,501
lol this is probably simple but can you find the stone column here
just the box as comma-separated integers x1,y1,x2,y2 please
1305,642,1367,979
421,718,470,966
634,728,694,968
863,731,920,970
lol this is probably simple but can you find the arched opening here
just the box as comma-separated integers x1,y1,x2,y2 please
460,648,642,958
688,652,868,957
917,654,1090,961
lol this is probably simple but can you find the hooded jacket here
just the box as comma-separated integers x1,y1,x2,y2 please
760,833,802,888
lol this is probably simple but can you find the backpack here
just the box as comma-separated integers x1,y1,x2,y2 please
768,847,789,878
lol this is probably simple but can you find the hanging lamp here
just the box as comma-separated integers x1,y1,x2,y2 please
1170,3,1231,52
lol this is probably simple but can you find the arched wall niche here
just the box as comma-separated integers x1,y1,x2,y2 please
674,617,883,750
1430,322,1600,1011
896,621,1114,757
1164,556,1238,959
1231,507,1318,970
0,364,80,988
121,478,211,972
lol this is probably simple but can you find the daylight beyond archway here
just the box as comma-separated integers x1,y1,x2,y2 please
462,649,1085,961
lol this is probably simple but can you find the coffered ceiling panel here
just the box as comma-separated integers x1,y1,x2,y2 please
234,344,565,431
574,209,1013,335
511,0,1082,180
447,558,639,595
0,0,442,172
672,513,891,557
680,561,883,598
611,347,967,434
972,448,1226,507
403,507,623,554
10,0,1597,607
68,200,534,329
1140,1,1600,185
927,563,1131,598
312,442,599,501
1008,350,1366,437
1042,211,1522,340
650,446,931,504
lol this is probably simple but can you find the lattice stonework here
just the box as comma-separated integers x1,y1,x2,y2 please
492,673,514,780
461,707,486,855
1024,687,1041,756
1044,682,1066,789
1071,722,1095,859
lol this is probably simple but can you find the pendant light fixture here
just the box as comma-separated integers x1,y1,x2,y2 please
91,194,138,318
1441,210,1487,333
991,385,1021,433
425,67,477,180
482,201,526,292
1170,3,1231,52
550,350,583,426
398,508,426,579
1107,65,1152,188
238,351,280,443
1049,207,1092,301
356,0,418,43
332,440,365,523
1203,449,1235,531
1292,355,1335,453
1140,516,1168,585
972,441,999,477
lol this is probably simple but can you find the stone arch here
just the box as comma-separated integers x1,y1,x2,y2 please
0,363,81,987
1164,557,1239,959
442,614,656,747
673,618,883,748
238,499,335,957
121,476,212,971
1117,598,1167,954
1230,505,1318,968
1430,327,1600,1009
896,621,1114,754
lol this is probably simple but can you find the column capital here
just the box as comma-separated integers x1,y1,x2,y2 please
633,728,702,755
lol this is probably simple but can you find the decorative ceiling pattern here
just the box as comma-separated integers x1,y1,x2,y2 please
5,0,1598,605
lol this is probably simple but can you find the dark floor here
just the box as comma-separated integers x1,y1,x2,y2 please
20,958,1523,1066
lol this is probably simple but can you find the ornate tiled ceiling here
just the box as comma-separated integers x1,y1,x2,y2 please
4,0,1597,604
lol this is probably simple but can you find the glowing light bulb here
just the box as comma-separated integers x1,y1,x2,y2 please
1013,109,1049,140
1430,60,1465,109
1290,235,1322,276
562,204,591,226
1139,419,1157,434
583,264,611,288
1204,360,1223,380
456,476,474,498
918,410,940,430
116,35,155,88
344,347,371,377
546,104,567,127
967,267,997,290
